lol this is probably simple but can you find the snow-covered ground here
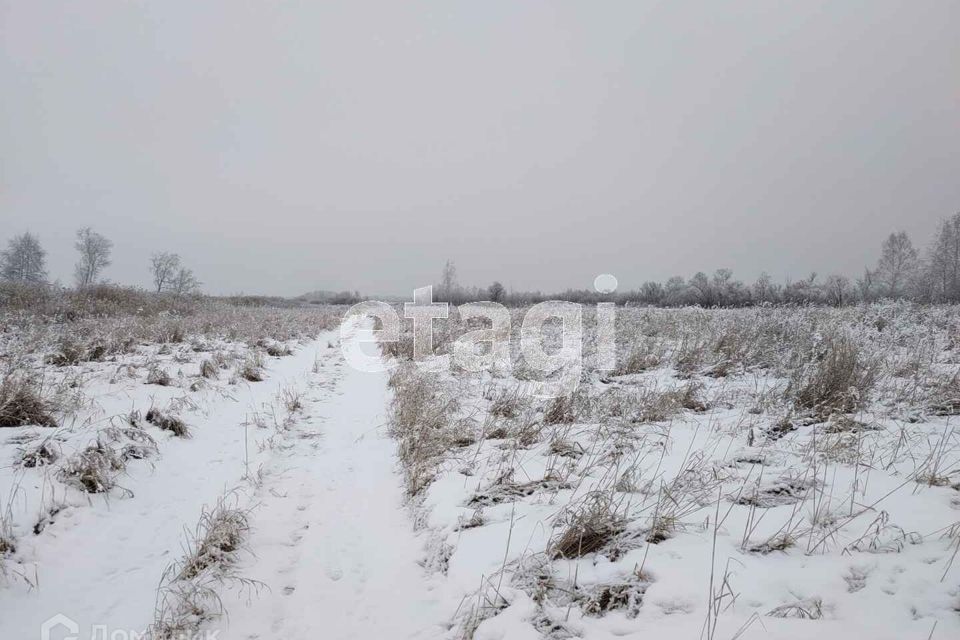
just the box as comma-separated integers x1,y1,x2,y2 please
3,303,960,640
0,312,356,637
213,321,452,640
378,304,960,640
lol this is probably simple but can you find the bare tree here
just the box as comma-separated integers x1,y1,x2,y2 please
824,274,851,306
1,232,47,283
687,271,713,306
856,268,878,302
487,281,505,303
875,231,917,298
438,259,458,301
926,213,960,302
150,252,181,293
752,272,773,304
639,281,664,305
170,267,201,296
73,227,113,287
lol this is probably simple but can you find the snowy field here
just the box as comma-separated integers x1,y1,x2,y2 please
2,298,959,640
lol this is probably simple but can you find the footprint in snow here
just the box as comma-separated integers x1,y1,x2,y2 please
326,566,344,581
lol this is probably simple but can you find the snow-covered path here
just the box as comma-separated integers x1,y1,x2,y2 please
215,322,449,640
1,329,341,638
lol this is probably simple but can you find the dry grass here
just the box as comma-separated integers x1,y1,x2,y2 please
146,408,190,438
789,332,877,416
199,359,218,379
238,353,265,382
0,374,56,428
148,496,255,639
146,366,173,386
387,364,461,496
550,492,627,560
177,505,250,580
19,439,60,467
58,439,126,494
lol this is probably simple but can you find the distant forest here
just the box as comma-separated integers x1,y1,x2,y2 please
435,213,960,307
5,213,960,308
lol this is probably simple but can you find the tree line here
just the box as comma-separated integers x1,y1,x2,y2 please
434,212,960,307
0,227,200,295
4,212,960,305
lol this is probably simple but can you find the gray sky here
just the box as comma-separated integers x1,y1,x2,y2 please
2,1,958,296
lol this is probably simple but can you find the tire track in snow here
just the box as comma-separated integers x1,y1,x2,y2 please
214,322,449,640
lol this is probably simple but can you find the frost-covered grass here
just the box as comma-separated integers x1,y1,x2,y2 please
0,289,343,636
384,302,960,639
4,297,960,639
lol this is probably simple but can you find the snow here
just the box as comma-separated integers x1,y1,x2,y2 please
212,320,451,639
0,326,342,638
3,304,960,640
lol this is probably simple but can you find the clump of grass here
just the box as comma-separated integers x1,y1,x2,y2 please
747,533,795,554
790,333,876,416
146,367,173,386
544,393,577,425
548,437,583,459
387,364,459,496
45,335,88,366
199,359,218,379
614,339,663,375
0,513,15,556
0,374,56,428
467,471,570,507
148,495,256,640
103,421,160,460
278,386,303,413
148,579,224,640
550,492,627,560
926,373,960,416
178,504,250,580
264,342,293,357
767,597,824,620
633,383,705,422
580,572,653,618
489,388,522,419
146,408,190,438
735,479,810,509
58,440,126,494
238,354,264,382
455,509,486,531
19,440,60,467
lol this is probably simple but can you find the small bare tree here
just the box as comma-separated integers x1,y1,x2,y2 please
487,281,505,303
926,213,960,302
1,232,47,283
856,268,878,302
824,274,851,306
875,231,917,298
73,227,113,287
150,252,181,293
438,259,458,302
170,267,200,296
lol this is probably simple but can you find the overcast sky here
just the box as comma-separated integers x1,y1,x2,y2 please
2,1,958,296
